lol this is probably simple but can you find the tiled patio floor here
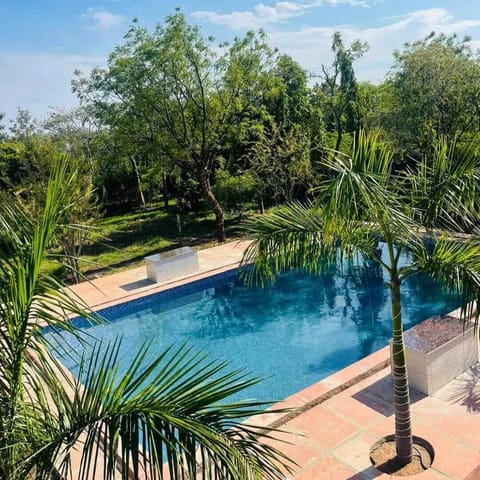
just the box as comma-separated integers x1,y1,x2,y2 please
66,240,480,479
268,360,480,479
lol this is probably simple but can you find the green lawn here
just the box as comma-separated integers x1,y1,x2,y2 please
73,203,245,280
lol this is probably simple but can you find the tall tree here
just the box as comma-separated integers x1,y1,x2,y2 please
0,140,30,191
73,11,276,242
239,54,315,210
0,157,290,479
248,123,312,206
242,131,480,468
9,108,38,144
0,113,6,140
43,106,99,171
266,54,312,128
316,32,368,151
386,33,480,152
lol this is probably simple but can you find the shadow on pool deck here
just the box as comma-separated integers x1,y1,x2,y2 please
120,278,156,291
352,375,426,418
270,364,480,479
446,364,480,413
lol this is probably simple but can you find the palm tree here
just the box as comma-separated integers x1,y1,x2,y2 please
0,157,289,480
242,131,480,465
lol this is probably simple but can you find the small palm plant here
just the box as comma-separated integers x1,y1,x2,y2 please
242,131,480,465
0,157,289,480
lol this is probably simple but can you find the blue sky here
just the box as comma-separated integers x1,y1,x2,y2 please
2,1,480,123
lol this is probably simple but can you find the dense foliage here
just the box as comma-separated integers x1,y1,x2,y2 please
2,13,480,276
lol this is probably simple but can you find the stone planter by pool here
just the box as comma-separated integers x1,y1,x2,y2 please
145,247,199,283
403,315,478,395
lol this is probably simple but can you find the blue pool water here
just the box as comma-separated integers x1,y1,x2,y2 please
44,252,459,403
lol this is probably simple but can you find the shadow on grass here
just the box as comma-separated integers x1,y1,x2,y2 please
84,210,242,257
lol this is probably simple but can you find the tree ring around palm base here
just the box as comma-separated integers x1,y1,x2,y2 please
370,434,434,476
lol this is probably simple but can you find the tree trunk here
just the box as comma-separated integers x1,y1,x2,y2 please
62,231,82,284
390,276,413,464
129,156,146,208
334,118,343,152
200,172,225,243
259,196,265,215
162,172,169,208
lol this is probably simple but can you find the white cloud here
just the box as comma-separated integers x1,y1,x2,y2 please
83,8,126,31
266,8,480,83
0,50,103,123
192,0,372,30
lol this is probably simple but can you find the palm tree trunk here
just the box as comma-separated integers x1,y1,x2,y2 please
390,276,413,464
200,172,226,243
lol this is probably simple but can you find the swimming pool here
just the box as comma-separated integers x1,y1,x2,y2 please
44,252,459,403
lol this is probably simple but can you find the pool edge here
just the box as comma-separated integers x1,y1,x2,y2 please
251,346,391,430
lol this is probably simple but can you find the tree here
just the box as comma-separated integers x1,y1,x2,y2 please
9,108,39,144
386,33,480,152
0,110,57,199
316,32,368,151
0,113,6,140
265,54,312,128
0,157,290,479
0,140,30,191
214,167,256,219
248,122,312,207
43,106,99,172
0,133,97,283
73,11,276,242
0,110,43,195
233,54,315,211
53,156,97,284
242,131,480,467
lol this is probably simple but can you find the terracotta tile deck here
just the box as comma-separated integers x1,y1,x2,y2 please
65,240,480,479
270,360,480,479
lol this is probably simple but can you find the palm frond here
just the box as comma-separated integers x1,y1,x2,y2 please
318,130,396,222
318,130,426,257
0,155,105,478
407,137,480,232
26,342,292,480
241,199,386,286
241,201,335,286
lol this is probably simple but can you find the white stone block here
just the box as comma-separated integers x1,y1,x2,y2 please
402,315,479,396
145,247,199,283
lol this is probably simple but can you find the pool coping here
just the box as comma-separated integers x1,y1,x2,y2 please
69,259,243,315
257,346,391,430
